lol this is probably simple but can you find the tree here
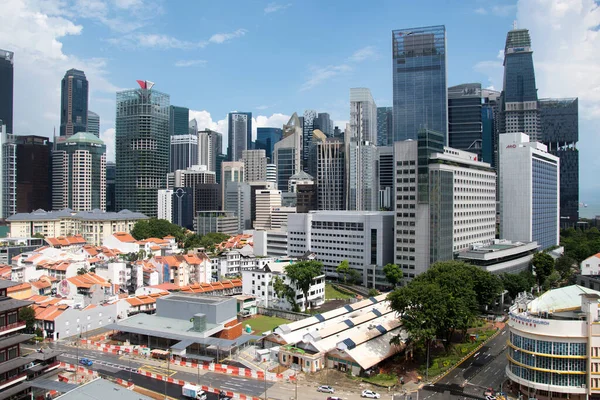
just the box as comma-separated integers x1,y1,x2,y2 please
184,234,204,250
285,260,323,311
500,271,535,299
272,276,299,312
77,267,87,275
383,263,403,287
131,219,186,242
336,260,350,284
555,255,575,281
532,252,555,286
32,232,45,239
348,268,361,285
543,270,561,290
19,307,36,333
368,288,380,297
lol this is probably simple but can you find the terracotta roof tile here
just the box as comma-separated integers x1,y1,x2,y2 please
113,232,136,243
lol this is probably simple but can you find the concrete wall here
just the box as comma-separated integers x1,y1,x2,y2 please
53,302,118,340
156,295,237,325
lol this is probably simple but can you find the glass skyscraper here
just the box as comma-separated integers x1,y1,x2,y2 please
392,25,447,143
256,127,282,161
377,107,393,147
87,110,100,136
448,83,483,160
169,106,190,136
227,112,252,161
115,80,170,216
0,50,14,134
60,69,89,137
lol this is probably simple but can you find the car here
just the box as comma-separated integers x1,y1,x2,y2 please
317,385,335,393
484,387,495,397
79,358,93,366
327,397,342,400
361,390,381,399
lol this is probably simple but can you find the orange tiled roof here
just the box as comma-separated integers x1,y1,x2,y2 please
82,245,99,256
113,232,136,243
163,235,175,239
149,246,161,251
30,280,51,290
66,272,110,288
87,257,101,264
45,235,86,247
34,304,68,321
179,279,242,294
148,282,180,291
155,255,186,268
7,282,31,293
0,265,11,279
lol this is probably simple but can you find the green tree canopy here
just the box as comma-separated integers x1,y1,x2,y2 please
348,268,361,285
555,255,575,282
272,276,299,312
383,263,403,287
131,219,186,242
19,306,36,333
532,252,555,286
285,260,323,311
500,271,535,299
336,260,350,284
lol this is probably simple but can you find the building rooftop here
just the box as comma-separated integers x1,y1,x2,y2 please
56,378,154,400
526,285,600,315
6,209,148,222
65,132,105,145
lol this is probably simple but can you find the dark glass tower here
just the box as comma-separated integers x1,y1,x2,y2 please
540,98,579,227
314,112,333,137
0,50,14,133
256,127,282,161
392,26,447,143
169,105,190,136
227,112,252,161
115,80,170,217
377,107,393,147
448,83,483,160
106,161,116,212
60,69,89,137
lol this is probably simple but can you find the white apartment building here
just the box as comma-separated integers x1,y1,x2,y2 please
241,259,325,312
253,229,288,258
242,149,267,182
288,211,394,288
254,189,281,230
499,132,560,250
270,207,296,230
211,247,273,280
157,189,173,222
266,164,277,184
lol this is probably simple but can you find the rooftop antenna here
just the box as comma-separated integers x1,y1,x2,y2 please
513,20,518,30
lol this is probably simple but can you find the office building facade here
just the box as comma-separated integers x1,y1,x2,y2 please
499,132,560,250
221,161,244,210
225,182,251,233
169,106,190,136
172,187,194,229
194,183,221,213
378,146,394,210
316,139,345,210
242,149,267,182
0,50,14,133
106,161,116,212
314,113,333,137
254,189,282,230
448,83,483,161
115,80,170,217
87,110,100,137
198,129,222,172
228,112,252,161
170,134,198,172
377,107,393,147
60,69,88,137
256,127,282,161
392,26,447,143
274,113,302,192
157,189,173,222
266,163,277,184
302,110,317,172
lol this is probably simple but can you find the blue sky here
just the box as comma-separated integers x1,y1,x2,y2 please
3,0,600,216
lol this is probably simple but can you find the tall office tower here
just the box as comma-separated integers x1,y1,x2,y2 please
350,88,378,143
448,84,483,162
481,89,500,167
170,134,198,172
377,107,393,147
274,113,302,192
500,28,540,141
394,129,496,279
172,187,194,229
314,113,333,137
296,182,317,213
242,149,267,182
227,112,252,161
266,163,277,184
248,181,276,225
169,106,190,136
157,189,174,222
106,161,116,212
0,50,14,134
60,69,89,137
0,125,10,217
87,110,100,137
499,133,559,250
194,183,221,213
189,118,198,135
288,170,313,193
198,129,222,172
225,182,251,233
115,80,169,217
52,132,106,211
256,127,282,161
317,138,345,210
378,146,394,210
253,189,282,229
333,126,344,140
215,153,227,184
173,165,217,218
307,129,327,179
173,165,216,188
302,109,317,171
539,98,579,227
221,161,245,209
392,26,447,143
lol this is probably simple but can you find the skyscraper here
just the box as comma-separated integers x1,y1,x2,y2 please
377,107,393,147
302,109,317,171
87,110,100,137
539,98,579,226
317,139,345,211
169,106,190,136
350,88,377,143
60,69,89,137
106,161,116,212
274,113,302,192
170,134,198,172
221,161,245,210
227,112,252,161
314,113,333,137
392,26,447,143
377,146,394,210
52,132,106,211
198,129,223,172
448,83,483,160
242,149,267,182
115,80,170,217
0,50,14,134
256,127,282,161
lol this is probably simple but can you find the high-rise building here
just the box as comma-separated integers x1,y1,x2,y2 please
215,153,227,185
194,183,221,213
106,161,116,212
115,80,169,217
448,83,483,160
274,113,302,192
499,132,559,250
306,129,327,179
221,161,244,210
227,112,252,161
392,26,447,143
52,132,106,211
539,98,579,227
378,146,394,210
254,189,282,229
189,118,198,136
350,88,377,143
377,107,393,147
333,126,344,140
394,129,496,279
172,187,194,229
157,189,174,222
170,134,198,172
0,50,14,134
266,163,277,184
87,110,100,137
169,106,190,136
302,109,317,171
173,165,216,188
60,69,89,137
314,113,334,137
296,182,317,213
256,127,283,161
224,182,251,233
317,139,345,211
248,181,276,225
198,129,222,172
242,149,267,182
481,89,500,167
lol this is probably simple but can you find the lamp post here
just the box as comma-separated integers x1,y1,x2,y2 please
264,365,268,400
164,350,171,400
425,339,431,382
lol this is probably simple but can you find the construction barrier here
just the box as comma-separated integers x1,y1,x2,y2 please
171,359,293,382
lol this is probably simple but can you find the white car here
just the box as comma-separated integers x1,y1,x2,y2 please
361,390,380,399
318,385,335,393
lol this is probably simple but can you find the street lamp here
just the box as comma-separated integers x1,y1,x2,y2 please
263,364,268,400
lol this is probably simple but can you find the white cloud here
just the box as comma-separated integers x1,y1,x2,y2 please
475,7,488,14
109,28,247,49
264,2,292,14
174,59,207,67
348,46,377,62
255,105,271,110
101,128,116,161
208,29,247,44
300,64,352,92
492,4,518,16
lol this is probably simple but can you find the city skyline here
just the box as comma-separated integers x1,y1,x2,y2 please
2,0,599,215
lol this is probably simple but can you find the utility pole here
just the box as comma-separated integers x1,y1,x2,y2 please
264,366,268,400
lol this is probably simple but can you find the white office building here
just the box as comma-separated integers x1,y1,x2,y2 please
157,189,173,222
266,164,277,184
499,132,560,250
287,211,394,288
253,189,282,230
253,229,288,258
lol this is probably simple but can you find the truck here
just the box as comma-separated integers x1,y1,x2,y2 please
182,383,207,400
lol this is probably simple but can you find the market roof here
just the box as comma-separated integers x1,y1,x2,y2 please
65,131,105,145
55,378,154,400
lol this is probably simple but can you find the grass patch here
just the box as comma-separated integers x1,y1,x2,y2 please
362,373,398,387
246,315,291,334
325,284,355,300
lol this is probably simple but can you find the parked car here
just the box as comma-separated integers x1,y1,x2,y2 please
327,397,343,400
317,385,335,393
79,358,93,366
361,390,380,399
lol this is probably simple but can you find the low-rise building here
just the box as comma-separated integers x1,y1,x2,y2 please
211,247,273,280
150,254,211,287
456,240,538,274
196,211,239,236
253,229,288,258
0,237,45,265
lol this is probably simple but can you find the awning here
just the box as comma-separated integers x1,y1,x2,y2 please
150,349,169,355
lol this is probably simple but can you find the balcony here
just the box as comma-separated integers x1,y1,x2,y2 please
0,321,26,335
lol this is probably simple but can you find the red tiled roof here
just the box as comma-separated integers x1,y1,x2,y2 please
45,235,86,247
113,232,136,243
87,257,101,264
34,304,68,321
179,279,242,294
30,280,51,290
7,282,31,293
66,272,110,288
148,282,180,291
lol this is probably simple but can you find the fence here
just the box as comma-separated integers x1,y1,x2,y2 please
257,307,309,321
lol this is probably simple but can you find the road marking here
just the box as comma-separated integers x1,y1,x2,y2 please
139,365,176,377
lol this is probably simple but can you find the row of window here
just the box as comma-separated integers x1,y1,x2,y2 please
509,362,585,387
510,332,587,356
